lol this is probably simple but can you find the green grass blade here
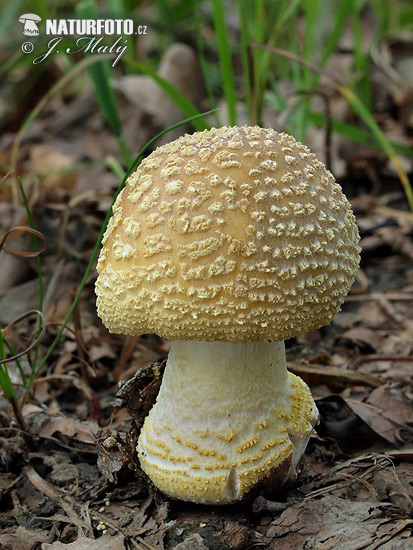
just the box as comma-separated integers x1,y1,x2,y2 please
87,61,122,136
212,0,237,125
106,156,126,180
0,51,24,79
352,0,372,109
320,2,353,67
238,0,252,122
124,59,211,131
339,85,413,211
195,0,221,127
308,110,413,158
76,1,123,139
18,179,43,312
0,366,17,400
0,329,18,400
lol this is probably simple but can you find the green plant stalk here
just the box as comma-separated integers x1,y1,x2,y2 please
308,110,413,158
18,178,44,373
256,0,301,124
118,136,134,167
195,0,221,127
0,329,33,449
303,0,320,88
86,59,123,136
0,50,23,79
0,365,16,400
0,328,17,400
251,42,413,212
106,156,126,180
76,0,132,166
352,0,371,109
320,2,353,67
339,85,413,211
212,0,237,125
24,109,217,398
18,179,43,311
289,17,308,142
237,0,252,123
251,0,266,124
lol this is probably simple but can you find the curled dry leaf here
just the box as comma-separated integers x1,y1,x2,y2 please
114,361,165,425
96,434,125,483
0,225,47,257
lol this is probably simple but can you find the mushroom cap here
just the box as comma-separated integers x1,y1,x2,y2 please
18,13,41,22
96,126,360,342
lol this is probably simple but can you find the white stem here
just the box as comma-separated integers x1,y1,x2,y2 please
138,341,317,504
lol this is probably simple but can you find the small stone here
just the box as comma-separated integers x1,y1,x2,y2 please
173,533,209,550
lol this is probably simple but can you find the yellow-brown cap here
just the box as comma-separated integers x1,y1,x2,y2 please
96,126,360,342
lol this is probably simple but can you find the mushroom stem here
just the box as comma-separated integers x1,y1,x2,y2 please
137,341,318,504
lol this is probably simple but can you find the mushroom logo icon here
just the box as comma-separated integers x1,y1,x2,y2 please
18,14,41,36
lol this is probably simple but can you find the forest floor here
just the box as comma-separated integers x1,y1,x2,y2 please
1,36,413,550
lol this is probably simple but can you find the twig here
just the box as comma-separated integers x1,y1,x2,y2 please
26,466,93,536
136,537,158,550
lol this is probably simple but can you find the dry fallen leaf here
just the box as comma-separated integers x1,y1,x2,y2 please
344,398,405,445
38,416,98,445
29,140,80,198
288,360,383,391
317,394,409,447
96,431,126,483
367,383,413,427
114,361,165,424
338,326,382,352
266,494,412,550
0,526,50,550
41,534,125,549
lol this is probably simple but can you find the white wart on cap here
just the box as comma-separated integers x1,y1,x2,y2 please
96,126,360,503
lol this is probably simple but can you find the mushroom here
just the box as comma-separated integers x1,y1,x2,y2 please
18,13,41,36
96,126,360,504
